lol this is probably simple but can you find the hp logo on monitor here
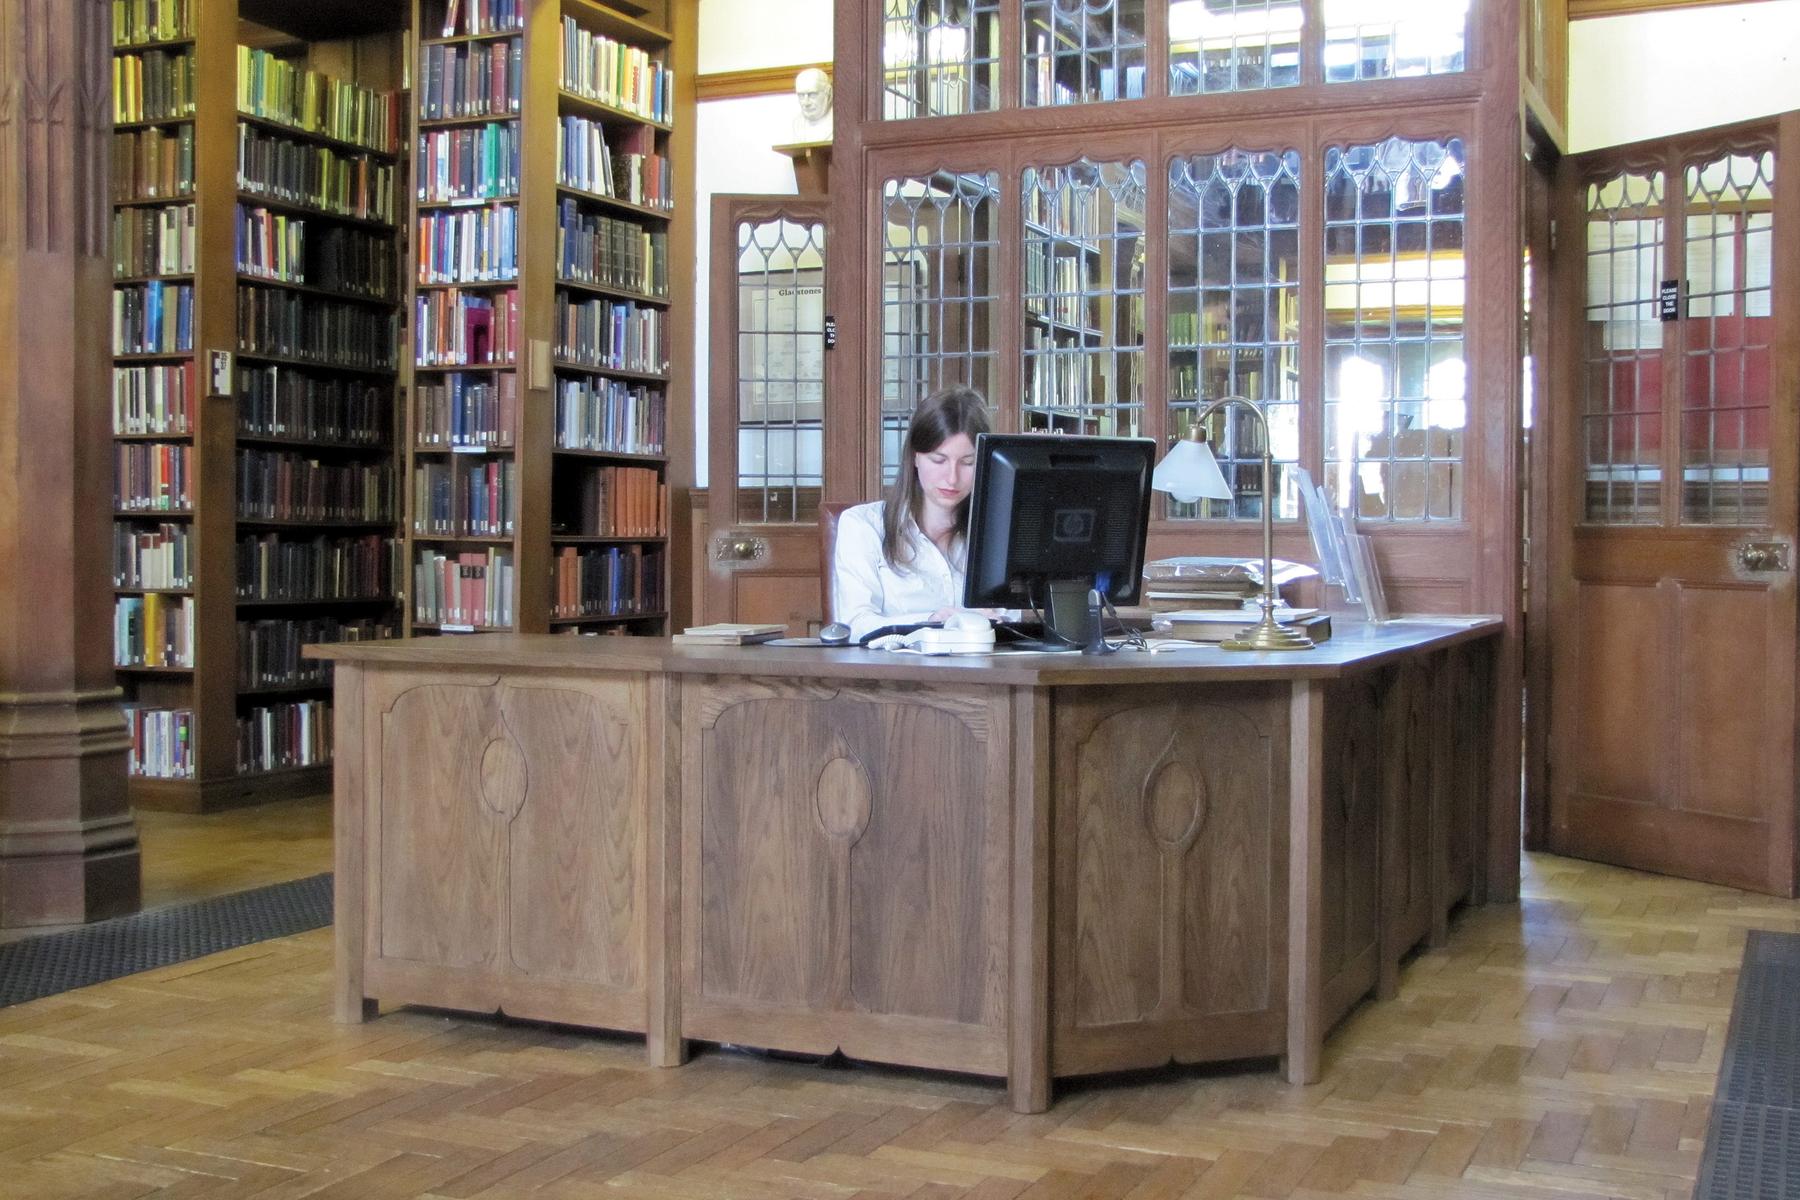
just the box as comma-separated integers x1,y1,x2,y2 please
1052,508,1096,543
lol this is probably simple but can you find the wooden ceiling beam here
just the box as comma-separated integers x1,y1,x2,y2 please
1570,0,1768,18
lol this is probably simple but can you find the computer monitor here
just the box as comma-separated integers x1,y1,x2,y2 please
962,433,1156,649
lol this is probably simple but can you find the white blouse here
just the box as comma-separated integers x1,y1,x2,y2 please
830,500,967,641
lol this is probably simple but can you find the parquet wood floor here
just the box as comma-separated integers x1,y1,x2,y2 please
1,851,1794,1199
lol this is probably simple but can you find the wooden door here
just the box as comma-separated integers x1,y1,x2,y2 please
703,196,831,633
1548,114,1800,895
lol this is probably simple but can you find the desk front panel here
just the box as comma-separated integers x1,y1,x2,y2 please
679,675,1013,1075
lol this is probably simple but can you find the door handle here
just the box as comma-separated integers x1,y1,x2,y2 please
1737,541,1790,572
713,535,768,563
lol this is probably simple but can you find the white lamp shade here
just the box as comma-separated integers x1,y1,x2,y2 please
1151,437,1234,503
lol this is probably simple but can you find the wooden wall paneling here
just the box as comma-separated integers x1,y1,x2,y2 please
646,669,685,1066
1285,677,1326,1085
666,0,700,630
1050,684,1288,1078
1378,658,1436,999
680,676,1011,1074
1317,671,1383,1030
1010,685,1051,1114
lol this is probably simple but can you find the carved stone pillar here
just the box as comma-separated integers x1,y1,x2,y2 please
0,0,140,925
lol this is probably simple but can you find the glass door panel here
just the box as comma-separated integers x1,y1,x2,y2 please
882,0,1001,119
735,218,827,524
1322,0,1470,82
1169,0,1302,95
1022,0,1147,106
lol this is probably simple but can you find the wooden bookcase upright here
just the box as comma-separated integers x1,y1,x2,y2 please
406,0,687,638
110,1,408,812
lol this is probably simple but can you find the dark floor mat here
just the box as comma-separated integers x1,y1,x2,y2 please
1696,930,1800,1200
0,873,332,1008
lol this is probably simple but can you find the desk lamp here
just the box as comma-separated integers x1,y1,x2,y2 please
1151,395,1314,651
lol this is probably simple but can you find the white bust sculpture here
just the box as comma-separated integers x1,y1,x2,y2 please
792,67,833,140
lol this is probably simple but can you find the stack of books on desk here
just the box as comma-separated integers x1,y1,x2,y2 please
671,622,783,645
1156,606,1331,643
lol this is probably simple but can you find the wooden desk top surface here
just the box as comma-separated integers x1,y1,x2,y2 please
309,616,1501,685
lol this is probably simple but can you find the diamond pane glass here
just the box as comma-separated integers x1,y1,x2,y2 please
1170,0,1302,95
735,218,826,524
1021,158,1146,442
1581,171,1665,524
1023,0,1147,106
880,171,1000,483
1167,149,1301,521
1322,137,1466,522
1323,0,1469,83
882,0,1000,119
1681,151,1775,526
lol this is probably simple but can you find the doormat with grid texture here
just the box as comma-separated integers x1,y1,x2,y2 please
1693,928,1800,1200
0,873,332,1008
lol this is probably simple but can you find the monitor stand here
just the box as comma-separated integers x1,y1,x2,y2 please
1041,578,1106,653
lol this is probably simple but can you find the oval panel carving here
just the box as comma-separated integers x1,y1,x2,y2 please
479,734,528,819
1145,758,1205,849
814,755,872,842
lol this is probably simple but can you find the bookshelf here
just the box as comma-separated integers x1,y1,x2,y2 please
407,0,676,638
110,0,407,811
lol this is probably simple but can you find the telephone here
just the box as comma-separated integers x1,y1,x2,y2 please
868,611,995,654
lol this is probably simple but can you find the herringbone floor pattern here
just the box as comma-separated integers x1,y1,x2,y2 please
1,853,1794,1199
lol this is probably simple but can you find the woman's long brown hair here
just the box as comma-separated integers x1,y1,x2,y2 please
881,386,992,571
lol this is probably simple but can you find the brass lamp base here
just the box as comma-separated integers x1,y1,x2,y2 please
1219,613,1315,652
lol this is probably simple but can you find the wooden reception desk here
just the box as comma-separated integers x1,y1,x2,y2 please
311,619,1499,1112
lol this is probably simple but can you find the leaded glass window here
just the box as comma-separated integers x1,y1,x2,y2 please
1681,151,1775,525
882,0,1001,119
1023,0,1147,106
880,171,1000,483
1169,0,1302,96
1581,171,1664,525
1020,158,1146,441
1322,0,1470,83
1323,136,1466,522
735,218,825,524
1167,149,1301,521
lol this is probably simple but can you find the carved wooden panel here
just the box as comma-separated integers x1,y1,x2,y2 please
1052,683,1286,1070
1442,646,1492,907
1382,660,1436,965
1319,671,1383,1016
690,680,1006,1029
378,682,507,969
505,683,643,990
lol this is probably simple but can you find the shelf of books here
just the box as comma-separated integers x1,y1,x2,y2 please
110,0,407,811
408,0,675,638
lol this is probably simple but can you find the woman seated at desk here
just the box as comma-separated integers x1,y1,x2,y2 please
832,386,1005,642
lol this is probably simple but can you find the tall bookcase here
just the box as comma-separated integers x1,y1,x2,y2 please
408,0,676,637
110,0,408,811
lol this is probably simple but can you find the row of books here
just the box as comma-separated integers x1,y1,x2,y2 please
114,48,194,124
560,17,675,126
114,362,193,436
237,367,389,446
556,464,665,538
412,458,516,537
115,521,191,590
420,37,522,121
553,377,664,456
237,284,399,371
1023,249,1093,328
237,206,398,298
554,295,668,376
114,202,194,278
414,548,514,628
126,705,193,778
112,0,191,46
437,0,524,38
114,280,192,355
236,47,399,156
1025,171,1102,241
235,450,392,523
415,372,516,447
238,616,395,690
558,117,672,209
418,122,520,203
115,593,193,668
238,125,398,227
556,200,667,297
415,288,519,366
553,544,664,620
417,204,518,284
116,441,190,510
237,533,397,603
114,126,194,202
237,699,331,775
